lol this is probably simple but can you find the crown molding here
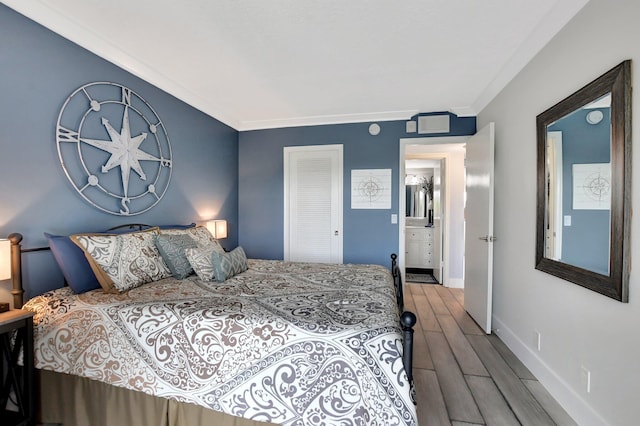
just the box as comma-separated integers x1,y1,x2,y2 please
4,1,418,132
449,106,477,117
472,0,590,115
3,0,242,130
6,0,585,131
237,110,419,131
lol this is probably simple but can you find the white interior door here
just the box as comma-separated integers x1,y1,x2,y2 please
464,123,495,334
284,145,343,263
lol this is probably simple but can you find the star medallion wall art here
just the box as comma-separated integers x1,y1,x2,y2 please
56,82,172,216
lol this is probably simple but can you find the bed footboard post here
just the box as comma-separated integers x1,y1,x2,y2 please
391,253,404,312
391,254,415,385
8,233,23,309
400,311,416,384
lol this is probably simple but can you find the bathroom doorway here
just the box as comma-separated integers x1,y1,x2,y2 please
399,137,468,288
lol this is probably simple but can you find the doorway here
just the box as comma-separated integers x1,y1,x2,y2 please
399,137,468,287
284,144,343,263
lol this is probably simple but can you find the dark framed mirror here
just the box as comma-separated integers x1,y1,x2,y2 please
536,60,631,302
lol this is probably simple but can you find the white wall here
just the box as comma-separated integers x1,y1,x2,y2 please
478,1,640,424
447,149,466,285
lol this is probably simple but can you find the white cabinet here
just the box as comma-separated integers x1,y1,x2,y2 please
405,227,434,268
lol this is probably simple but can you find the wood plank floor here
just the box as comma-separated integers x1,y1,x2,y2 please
407,283,577,426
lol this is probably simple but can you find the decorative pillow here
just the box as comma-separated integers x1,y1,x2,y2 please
155,234,198,279
161,225,225,251
184,246,219,281
71,228,171,293
210,246,248,283
45,233,101,294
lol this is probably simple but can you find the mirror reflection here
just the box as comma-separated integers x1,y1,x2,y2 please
544,94,611,275
535,60,631,302
406,184,428,218
405,171,434,222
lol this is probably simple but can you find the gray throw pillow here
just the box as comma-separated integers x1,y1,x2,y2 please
155,234,198,279
211,246,248,282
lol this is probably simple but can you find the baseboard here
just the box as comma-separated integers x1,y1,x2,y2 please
445,278,464,288
492,316,609,426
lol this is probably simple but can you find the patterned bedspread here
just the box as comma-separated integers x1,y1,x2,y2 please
24,259,417,425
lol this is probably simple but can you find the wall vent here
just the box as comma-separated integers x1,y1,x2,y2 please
418,115,450,134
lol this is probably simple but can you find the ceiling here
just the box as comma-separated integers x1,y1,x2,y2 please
4,0,589,131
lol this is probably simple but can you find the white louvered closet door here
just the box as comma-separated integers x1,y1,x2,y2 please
284,145,343,263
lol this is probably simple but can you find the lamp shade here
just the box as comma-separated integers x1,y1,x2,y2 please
206,220,228,239
0,239,11,281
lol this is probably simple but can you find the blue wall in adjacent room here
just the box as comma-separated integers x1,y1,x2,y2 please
238,113,475,267
0,5,239,299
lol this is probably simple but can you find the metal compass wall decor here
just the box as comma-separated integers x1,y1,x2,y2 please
56,82,172,216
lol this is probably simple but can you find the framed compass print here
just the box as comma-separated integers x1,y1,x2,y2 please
56,82,172,216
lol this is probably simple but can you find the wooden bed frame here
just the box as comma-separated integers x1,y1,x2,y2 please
8,231,417,405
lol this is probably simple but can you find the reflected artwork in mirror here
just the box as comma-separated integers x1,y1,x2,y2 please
536,60,631,302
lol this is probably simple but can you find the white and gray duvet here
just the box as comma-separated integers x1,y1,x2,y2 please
24,259,417,425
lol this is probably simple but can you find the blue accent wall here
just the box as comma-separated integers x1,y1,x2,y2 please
238,113,475,267
548,107,610,274
0,5,239,298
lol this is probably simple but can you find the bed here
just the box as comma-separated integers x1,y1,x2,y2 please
8,226,417,426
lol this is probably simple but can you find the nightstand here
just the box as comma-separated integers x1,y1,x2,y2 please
0,309,35,426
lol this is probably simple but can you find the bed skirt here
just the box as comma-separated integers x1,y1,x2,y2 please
38,369,278,426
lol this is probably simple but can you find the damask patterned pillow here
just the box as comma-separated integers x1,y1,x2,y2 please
155,234,198,279
71,228,171,293
210,246,248,283
184,246,218,281
161,225,225,252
